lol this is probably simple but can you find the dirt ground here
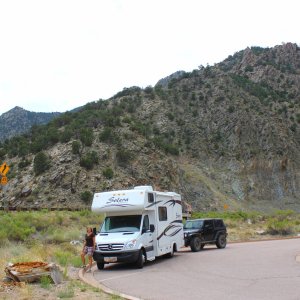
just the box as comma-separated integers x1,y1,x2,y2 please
0,266,114,300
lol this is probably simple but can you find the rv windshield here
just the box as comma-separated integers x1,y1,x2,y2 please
100,215,142,233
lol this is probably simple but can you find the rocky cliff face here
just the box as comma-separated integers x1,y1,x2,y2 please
0,106,60,142
0,43,299,212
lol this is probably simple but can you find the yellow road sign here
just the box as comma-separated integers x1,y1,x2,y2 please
0,162,10,176
1,176,8,185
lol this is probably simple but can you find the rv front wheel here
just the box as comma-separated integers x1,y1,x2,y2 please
136,249,146,269
97,262,104,270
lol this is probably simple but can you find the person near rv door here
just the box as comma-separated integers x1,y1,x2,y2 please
81,227,95,272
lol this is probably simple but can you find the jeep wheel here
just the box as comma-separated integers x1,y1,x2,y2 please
190,237,202,252
216,234,227,249
136,249,146,269
97,262,104,270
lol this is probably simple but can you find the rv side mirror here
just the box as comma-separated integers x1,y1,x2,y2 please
150,224,155,233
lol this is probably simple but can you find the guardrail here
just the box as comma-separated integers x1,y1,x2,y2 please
0,207,90,211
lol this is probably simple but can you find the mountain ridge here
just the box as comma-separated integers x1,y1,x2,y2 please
0,106,61,142
0,42,299,212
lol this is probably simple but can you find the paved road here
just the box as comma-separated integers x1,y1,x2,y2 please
92,239,300,300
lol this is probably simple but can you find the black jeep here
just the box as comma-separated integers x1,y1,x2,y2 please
184,218,227,251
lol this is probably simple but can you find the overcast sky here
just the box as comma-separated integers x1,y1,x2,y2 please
0,0,299,115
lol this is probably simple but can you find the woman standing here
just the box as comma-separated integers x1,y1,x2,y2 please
81,227,96,272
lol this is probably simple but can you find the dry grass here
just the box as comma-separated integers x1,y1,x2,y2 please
0,210,112,300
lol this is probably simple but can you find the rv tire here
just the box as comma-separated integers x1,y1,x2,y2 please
165,244,175,258
97,262,105,270
136,249,146,269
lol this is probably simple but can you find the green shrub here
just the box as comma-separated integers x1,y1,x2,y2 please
72,140,81,155
46,127,60,145
245,65,254,72
102,167,114,179
99,127,116,144
192,211,260,222
80,191,93,203
116,149,132,166
152,137,179,155
80,128,94,146
164,143,179,155
228,105,235,113
0,147,6,157
18,159,31,169
80,151,99,170
290,123,297,132
166,112,175,121
144,86,155,99
266,219,294,235
33,152,50,175
0,212,36,242
60,128,73,143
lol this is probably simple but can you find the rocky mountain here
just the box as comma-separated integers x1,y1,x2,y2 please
0,106,60,142
156,70,186,88
0,43,299,212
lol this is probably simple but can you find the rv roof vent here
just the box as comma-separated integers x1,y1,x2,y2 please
134,185,153,191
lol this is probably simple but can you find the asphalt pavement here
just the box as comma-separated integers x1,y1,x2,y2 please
90,239,300,300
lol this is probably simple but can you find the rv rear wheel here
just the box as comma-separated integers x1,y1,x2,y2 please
136,249,146,269
97,262,104,270
165,244,175,258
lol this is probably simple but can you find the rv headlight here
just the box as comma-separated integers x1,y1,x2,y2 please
124,239,137,249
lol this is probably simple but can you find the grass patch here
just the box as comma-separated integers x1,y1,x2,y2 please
0,210,104,283
192,210,261,222
40,275,52,289
57,284,75,298
266,219,295,235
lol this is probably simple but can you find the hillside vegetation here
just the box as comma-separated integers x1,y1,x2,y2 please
0,43,299,211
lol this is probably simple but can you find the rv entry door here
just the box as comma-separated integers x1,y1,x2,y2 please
141,215,155,260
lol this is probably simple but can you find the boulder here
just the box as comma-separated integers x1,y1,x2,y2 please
21,186,32,197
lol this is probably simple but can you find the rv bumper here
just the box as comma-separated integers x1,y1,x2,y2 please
93,250,140,263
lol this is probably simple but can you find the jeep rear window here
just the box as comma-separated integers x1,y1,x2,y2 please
214,219,224,228
184,220,203,229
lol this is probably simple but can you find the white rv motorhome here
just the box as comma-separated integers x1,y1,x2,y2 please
91,185,184,269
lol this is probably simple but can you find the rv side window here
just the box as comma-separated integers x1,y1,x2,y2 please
158,207,167,221
143,215,150,231
148,193,154,203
